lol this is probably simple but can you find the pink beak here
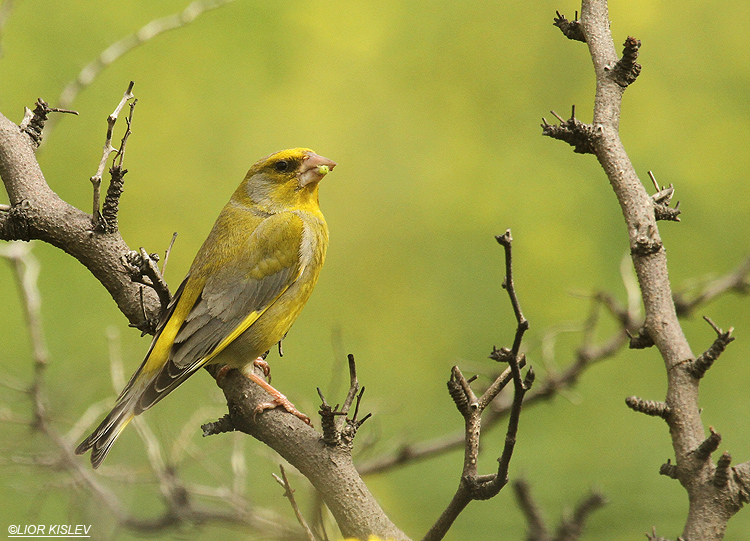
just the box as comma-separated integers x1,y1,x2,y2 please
299,152,337,187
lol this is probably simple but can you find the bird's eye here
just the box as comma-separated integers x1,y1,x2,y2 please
275,160,289,172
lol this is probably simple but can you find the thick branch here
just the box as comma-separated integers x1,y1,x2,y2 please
0,111,160,330
575,1,746,538
211,369,410,541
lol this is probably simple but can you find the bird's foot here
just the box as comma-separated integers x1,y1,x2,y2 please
240,362,311,425
214,365,232,387
253,357,271,380
254,397,311,426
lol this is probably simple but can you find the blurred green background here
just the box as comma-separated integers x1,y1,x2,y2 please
2,0,749,539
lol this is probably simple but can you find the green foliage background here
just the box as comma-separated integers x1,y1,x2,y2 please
1,1,749,539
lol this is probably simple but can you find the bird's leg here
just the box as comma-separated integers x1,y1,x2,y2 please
213,359,269,386
213,364,232,385
253,357,271,380
241,357,311,425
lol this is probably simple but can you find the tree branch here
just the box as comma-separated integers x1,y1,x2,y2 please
544,1,749,538
209,366,410,541
422,231,533,541
1,243,302,539
56,0,238,112
0,105,161,331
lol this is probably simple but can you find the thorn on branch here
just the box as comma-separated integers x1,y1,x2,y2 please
19,98,78,148
686,317,734,379
627,326,654,349
541,106,597,154
693,426,722,461
659,459,679,479
341,387,371,448
201,414,236,436
553,10,586,42
648,172,681,222
609,36,642,87
714,451,732,488
625,396,671,420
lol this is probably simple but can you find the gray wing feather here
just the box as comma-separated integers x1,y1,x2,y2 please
170,255,298,369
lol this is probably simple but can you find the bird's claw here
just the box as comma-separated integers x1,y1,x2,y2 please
214,365,232,387
253,357,271,380
253,400,311,425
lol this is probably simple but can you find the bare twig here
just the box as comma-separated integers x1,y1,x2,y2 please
541,105,597,154
18,99,78,148
610,36,642,87
422,231,533,541
648,171,681,222
625,396,671,420
162,231,179,278
553,11,586,42
100,97,138,233
1,244,304,539
317,354,370,449
121,247,172,315
273,464,317,541
513,479,606,541
57,0,237,113
551,2,750,538
91,81,135,230
673,255,750,317
685,317,734,379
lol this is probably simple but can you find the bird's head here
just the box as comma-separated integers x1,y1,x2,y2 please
235,148,336,214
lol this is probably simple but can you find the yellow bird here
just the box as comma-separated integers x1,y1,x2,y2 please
76,148,335,468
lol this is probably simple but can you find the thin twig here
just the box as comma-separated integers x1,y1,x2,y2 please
513,480,550,541
162,232,179,278
91,82,135,228
100,97,138,233
57,0,237,112
0,0,14,59
673,255,750,317
272,464,317,541
422,232,533,541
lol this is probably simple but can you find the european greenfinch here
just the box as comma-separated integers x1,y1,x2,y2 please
76,148,335,468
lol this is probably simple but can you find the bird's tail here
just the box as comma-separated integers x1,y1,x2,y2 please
75,395,136,469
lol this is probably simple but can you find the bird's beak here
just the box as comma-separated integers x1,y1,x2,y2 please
299,152,337,187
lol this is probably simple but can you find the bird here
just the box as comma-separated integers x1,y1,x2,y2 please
76,148,335,468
